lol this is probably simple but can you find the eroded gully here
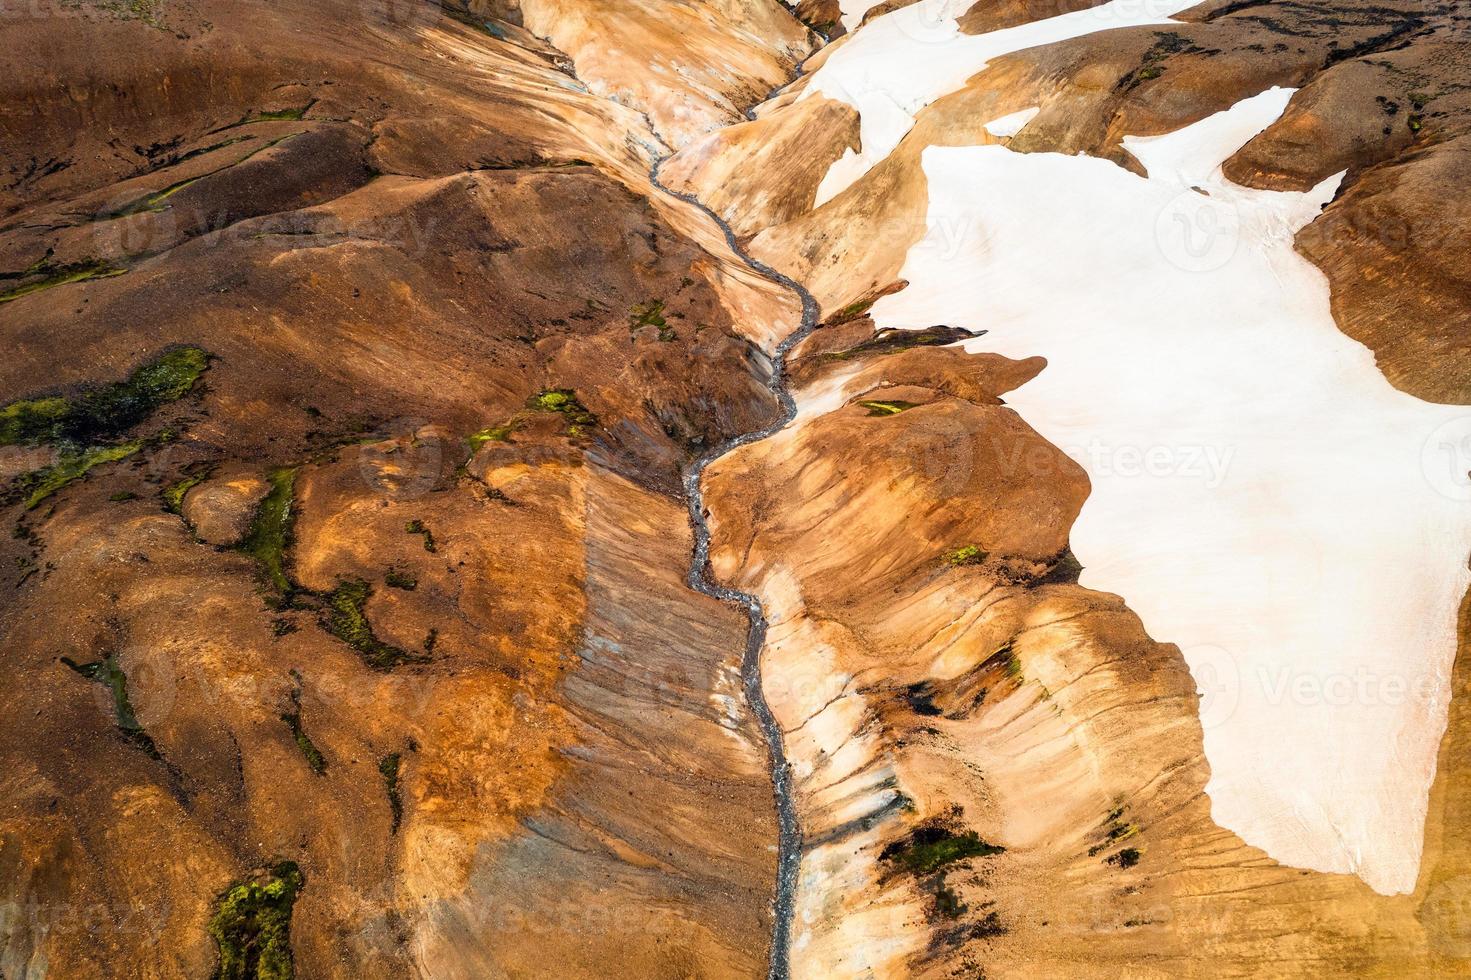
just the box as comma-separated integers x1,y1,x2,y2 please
647,96,820,980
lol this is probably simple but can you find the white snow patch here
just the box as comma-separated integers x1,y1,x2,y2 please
839,0,890,32
871,85,1471,895
984,105,1040,138
804,0,1197,205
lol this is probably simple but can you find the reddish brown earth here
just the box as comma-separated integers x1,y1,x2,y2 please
0,0,808,976
682,0,1471,405
666,0,1471,975
5,0,1471,977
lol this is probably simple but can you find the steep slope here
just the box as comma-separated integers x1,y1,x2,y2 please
0,1,812,976
7,0,1471,976
672,0,1471,974
673,0,1471,403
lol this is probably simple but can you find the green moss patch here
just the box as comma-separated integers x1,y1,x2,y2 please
0,397,69,445
943,544,988,567
19,441,142,509
61,653,160,758
323,578,419,671
208,861,304,980
857,399,919,417
628,299,674,340
880,825,1004,876
163,466,213,514
0,346,209,447
1118,31,1216,92
100,133,301,220
379,753,403,834
280,672,326,775
527,389,598,435
0,260,125,304
404,519,436,553
215,101,316,133
1004,651,1023,680
1090,822,1140,856
384,568,417,591
466,422,517,454
238,468,298,599
834,297,877,324
247,105,312,123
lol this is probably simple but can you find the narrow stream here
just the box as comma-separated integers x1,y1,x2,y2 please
648,156,818,978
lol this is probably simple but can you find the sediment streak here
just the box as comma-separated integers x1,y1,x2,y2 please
649,154,817,978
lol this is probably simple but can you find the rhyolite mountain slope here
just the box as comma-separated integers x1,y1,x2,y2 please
674,0,1471,976
3,0,1471,979
0,1,812,976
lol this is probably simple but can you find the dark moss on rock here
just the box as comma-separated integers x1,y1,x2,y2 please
857,399,919,417
881,823,1005,876
207,861,304,980
163,464,213,514
527,389,598,435
238,468,298,599
943,544,988,567
820,325,982,363
1107,847,1142,869
322,578,419,671
280,671,326,775
403,518,436,553
16,441,141,509
0,259,125,304
384,568,417,591
379,753,403,833
0,346,209,447
60,653,160,758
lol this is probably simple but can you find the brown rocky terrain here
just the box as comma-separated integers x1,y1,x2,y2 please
0,0,810,976
5,0,1471,977
703,317,1471,976
679,0,1471,401
669,0,1471,975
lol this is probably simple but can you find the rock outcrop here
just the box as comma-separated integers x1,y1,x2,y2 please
6,0,1471,977
0,0,810,976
